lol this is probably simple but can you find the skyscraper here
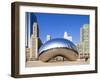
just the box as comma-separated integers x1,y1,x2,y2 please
46,35,51,41
77,24,89,60
30,22,39,60
26,14,42,61
63,32,72,41
80,24,89,42
25,13,38,48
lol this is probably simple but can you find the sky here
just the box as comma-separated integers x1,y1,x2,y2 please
26,12,89,46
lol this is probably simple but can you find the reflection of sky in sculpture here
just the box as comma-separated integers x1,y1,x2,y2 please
39,38,78,54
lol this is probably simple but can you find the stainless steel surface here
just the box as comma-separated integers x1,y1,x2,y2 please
39,38,78,54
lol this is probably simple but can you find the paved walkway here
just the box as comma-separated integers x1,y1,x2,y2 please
26,60,90,67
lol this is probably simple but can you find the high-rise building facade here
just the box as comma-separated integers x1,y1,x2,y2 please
63,32,72,41
26,22,39,61
77,24,89,60
80,24,89,42
30,22,39,60
46,35,51,41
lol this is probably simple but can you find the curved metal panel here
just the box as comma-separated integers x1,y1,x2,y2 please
39,38,78,54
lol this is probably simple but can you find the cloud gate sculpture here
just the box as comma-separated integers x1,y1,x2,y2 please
39,38,79,62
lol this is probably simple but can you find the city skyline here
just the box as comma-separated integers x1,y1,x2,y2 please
26,12,90,46
25,12,90,66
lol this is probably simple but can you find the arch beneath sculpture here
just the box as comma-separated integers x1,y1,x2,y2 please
39,48,78,62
